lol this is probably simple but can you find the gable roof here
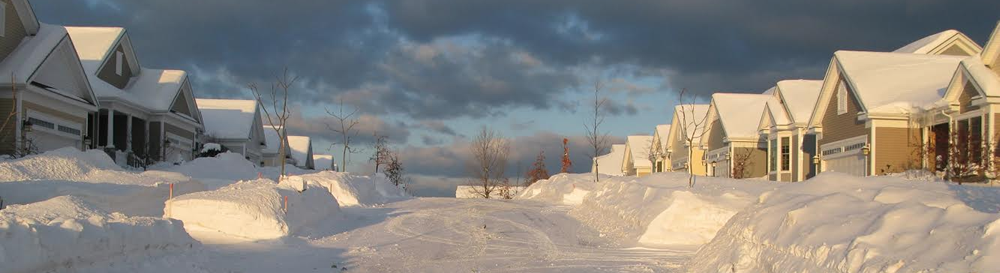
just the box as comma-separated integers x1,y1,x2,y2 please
668,104,710,147
594,144,626,176
625,135,653,168
66,27,192,114
313,154,333,170
653,124,671,153
758,96,789,132
834,50,965,114
0,24,99,108
197,99,259,140
261,125,285,154
983,21,1000,68
709,93,771,141
894,29,981,56
287,135,313,168
942,57,1000,104
775,79,823,125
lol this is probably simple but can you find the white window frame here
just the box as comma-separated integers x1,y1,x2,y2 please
837,81,848,115
0,2,7,37
26,110,83,139
115,51,124,76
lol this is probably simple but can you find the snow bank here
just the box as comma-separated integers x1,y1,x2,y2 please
157,152,259,182
520,173,777,247
0,148,202,216
297,171,407,206
686,173,1000,273
164,178,340,240
0,196,197,273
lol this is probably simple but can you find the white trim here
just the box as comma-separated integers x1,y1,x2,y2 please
837,82,848,115
115,51,123,76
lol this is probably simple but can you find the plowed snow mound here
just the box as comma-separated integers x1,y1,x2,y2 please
0,196,197,273
165,178,340,240
686,173,1000,272
520,173,776,247
0,147,121,181
298,171,407,207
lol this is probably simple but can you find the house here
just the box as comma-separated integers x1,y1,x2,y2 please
313,154,333,171
260,124,290,167
66,26,204,165
666,104,710,175
622,135,653,177
0,0,100,156
758,80,824,182
894,29,982,56
287,135,314,170
649,124,671,173
806,50,965,176
196,98,266,165
592,143,625,176
702,93,770,178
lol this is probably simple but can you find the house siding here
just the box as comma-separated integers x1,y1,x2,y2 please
819,81,867,146
874,127,920,175
170,89,191,116
706,119,725,151
733,146,767,178
0,0,28,61
940,45,971,56
0,97,15,154
97,44,133,89
958,82,980,114
690,148,706,175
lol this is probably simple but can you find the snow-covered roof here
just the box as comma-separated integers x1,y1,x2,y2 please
654,124,671,152
959,57,1000,98
834,51,965,114
672,104,710,144
711,93,771,140
0,24,69,84
66,27,188,113
775,80,823,125
197,99,259,140
626,135,653,168
983,21,1000,67
764,96,789,126
894,29,980,55
594,144,626,176
261,125,284,154
313,154,333,170
287,135,312,167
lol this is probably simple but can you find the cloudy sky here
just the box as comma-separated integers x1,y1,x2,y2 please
34,0,999,196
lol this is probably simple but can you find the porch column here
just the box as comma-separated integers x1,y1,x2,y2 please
160,122,166,160
126,114,133,152
145,121,150,156
106,109,115,149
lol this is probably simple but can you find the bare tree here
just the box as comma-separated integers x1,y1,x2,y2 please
370,131,390,175
467,127,510,199
383,149,405,187
584,79,611,182
677,89,710,187
326,98,362,172
250,68,296,179
730,149,757,179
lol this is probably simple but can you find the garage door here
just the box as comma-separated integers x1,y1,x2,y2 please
823,153,865,176
27,130,79,152
715,160,730,178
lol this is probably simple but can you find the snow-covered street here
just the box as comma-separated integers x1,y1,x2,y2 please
190,198,692,273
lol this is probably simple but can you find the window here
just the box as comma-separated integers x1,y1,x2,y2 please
781,137,790,171
0,2,7,37
770,139,777,172
837,81,848,115
115,51,124,76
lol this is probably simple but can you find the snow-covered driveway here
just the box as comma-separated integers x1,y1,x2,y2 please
194,198,693,273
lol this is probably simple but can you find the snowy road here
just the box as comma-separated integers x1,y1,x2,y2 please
191,198,694,273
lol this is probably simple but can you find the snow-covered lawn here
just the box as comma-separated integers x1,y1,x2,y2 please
3,149,1000,272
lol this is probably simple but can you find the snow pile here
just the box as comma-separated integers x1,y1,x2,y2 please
0,148,201,216
157,152,259,182
297,171,407,207
686,173,1000,273
0,147,120,181
520,173,777,247
0,196,197,273
164,178,339,240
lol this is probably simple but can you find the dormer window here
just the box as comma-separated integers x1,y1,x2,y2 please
115,51,124,76
837,81,848,115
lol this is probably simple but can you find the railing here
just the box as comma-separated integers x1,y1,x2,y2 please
126,152,149,170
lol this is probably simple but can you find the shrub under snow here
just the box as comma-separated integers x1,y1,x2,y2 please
0,196,197,273
164,178,340,240
685,173,1000,273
